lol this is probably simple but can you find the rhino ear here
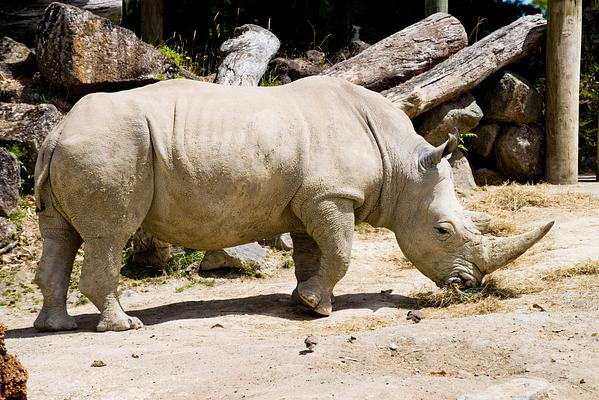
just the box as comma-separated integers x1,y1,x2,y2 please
418,128,459,170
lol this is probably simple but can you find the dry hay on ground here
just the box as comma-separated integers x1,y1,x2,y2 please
470,184,599,213
412,259,599,317
463,184,599,237
0,323,28,400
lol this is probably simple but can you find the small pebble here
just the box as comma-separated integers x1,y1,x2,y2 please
304,335,318,352
406,310,422,323
91,360,106,367
388,342,398,351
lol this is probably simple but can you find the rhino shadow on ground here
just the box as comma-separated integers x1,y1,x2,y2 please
7,292,419,338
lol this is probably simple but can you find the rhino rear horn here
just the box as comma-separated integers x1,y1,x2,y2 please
418,128,459,170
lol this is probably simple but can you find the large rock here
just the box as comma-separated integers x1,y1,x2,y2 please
330,40,371,64
0,323,29,399
475,71,543,124
0,37,35,79
0,103,63,175
0,0,121,46
449,149,477,190
35,2,183,95
0,217,17,254
0,148,20,217
215,24,280,86
271,50,325,84
458,378,550,400
495,124,544,181
470,123,501,158
200,243,266,272
417,92,483,147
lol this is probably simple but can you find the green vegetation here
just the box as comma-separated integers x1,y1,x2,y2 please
458,131,477,153
8,198,32,236
166,250,205,276
280,252,294,269
159,43,201,75
4,143,34,194
240,261,265,278
259,69,281,86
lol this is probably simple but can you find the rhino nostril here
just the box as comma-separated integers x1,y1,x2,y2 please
447,276,463,285
458,272,477,288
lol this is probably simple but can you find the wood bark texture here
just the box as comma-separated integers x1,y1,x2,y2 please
215,24,280,86
545,0,582,184
0,0,121,46
141,0,163,44
425,0,449,16
381,14,547,119
321,13,467,92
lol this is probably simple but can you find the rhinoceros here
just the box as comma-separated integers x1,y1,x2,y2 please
33,76,553,332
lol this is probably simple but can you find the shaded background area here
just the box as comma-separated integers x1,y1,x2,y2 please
0,0,597,167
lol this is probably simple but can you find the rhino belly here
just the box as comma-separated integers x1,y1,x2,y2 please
141,164,303,250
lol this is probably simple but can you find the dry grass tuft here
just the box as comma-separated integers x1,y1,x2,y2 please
542,259,599,282
486,219,520,236
414,277,517,308
412,275,543,316
470,184,599,214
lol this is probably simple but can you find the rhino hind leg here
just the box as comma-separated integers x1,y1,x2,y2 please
291,197,354,316
34,211,82,331
290,232,322,305
78,235,143,332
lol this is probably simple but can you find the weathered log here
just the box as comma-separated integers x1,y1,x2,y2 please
215,24,280,86
382,14,547,118
425,0,448,16
321,13,467,92
0,0,121,46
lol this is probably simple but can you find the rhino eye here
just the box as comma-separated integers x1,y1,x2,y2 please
434,223,454,239
435,226,450,235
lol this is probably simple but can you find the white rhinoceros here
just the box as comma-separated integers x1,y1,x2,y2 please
33,76,553,332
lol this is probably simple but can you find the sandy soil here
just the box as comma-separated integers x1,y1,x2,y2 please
1,183,599,400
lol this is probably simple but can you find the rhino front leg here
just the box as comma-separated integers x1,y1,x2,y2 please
34,214,82,331
79,236,143,332
292,197,354,316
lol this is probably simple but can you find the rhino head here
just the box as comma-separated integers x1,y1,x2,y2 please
392,132,553,288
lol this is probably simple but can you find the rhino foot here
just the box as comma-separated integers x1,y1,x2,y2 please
97,314,143,332
292,280,333,316
34,310,78,332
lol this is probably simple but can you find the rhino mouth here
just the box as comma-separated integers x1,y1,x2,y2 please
443,259,483,288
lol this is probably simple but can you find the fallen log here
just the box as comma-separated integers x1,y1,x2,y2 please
382,14,547,118
215,24,280,86
321,13,467,92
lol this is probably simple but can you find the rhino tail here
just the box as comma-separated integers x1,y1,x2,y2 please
34,118,67,213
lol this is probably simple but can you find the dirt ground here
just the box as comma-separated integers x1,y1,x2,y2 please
1,183,599,400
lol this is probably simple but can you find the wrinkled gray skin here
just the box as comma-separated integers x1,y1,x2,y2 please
33,76,553,332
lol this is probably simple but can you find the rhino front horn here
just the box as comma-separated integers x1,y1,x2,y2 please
479,221,554,274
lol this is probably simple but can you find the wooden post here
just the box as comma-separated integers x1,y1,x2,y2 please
141,0,163,44
545,0,582,184
425,0,448,16
121,0,141,36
